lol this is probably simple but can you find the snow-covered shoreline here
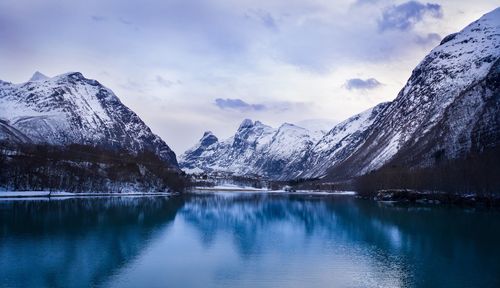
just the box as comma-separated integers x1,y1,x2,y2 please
0,191,173,200
192,185,356,195
194,184,269,192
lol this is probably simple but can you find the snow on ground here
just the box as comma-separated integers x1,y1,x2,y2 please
0,191,75,197
197,183,269,191
193,185,356,195
0,191,173,199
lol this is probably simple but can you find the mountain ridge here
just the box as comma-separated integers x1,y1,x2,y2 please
180,8,500,183
0,71,178,168
325,7,500,180
179,119,323,179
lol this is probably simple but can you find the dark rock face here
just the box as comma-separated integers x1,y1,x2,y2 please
200,132,218,147
185,132,219,159
0,72,178,168
389,58,500,168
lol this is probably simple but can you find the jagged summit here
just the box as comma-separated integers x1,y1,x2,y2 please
180,118,325,179
56,71,85,80
202,131,215,138
28,71,49,82
238,119,255,130
23,71,88,83
199,131,218,146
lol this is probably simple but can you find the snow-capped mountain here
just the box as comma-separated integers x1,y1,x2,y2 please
299,102,390,179
179,119,322,179
0,72,178,168
179,107,388,180
182,8,500,181
324,7,500,180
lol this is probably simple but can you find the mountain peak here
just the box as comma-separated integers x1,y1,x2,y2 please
238,119,254,130
56,72,86,81
199,131,218,147
202,131,214,138
278,123,300,130
29,71,49,82
1,71,179,168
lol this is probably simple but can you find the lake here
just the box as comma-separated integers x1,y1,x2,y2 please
1,192,499,288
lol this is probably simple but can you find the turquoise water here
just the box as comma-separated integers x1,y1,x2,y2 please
1,193,499,288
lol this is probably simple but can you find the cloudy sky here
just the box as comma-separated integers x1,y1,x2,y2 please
0,0,498,153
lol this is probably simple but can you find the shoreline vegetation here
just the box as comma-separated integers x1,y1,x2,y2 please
0,142,189,193
2,145,498,207
2,179,499,207
188,171,500,207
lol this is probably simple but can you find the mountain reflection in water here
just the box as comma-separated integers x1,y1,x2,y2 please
1,193,499,288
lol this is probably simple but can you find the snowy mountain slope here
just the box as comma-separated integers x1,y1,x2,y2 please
299,102,390,179
0,72,178,168
180,104,390,180
180,120,274,175
182,8,500,181
326,8,500,179
179,119,322,179
388,56,500,168
0,119,31,143
254,123,322,179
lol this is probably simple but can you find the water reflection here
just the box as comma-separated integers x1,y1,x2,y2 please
0,197,184,288
179,193,500,287
1,194,500,288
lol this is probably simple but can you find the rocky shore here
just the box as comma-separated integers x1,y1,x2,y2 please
368,189,500,207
